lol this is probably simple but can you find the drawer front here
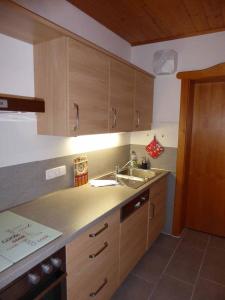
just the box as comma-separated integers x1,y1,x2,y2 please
121,190,149,221
150,176,167,198
119,202,148,283
66,210,120,300
66,210,119,272
67,242,118,300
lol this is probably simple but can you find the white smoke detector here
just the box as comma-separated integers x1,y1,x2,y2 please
153,49,178,75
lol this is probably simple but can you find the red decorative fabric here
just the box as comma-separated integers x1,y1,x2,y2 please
145,136,164,159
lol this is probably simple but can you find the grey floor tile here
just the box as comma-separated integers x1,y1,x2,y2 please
154,233,180,251
200,247,225,285
209,236,225,250
150,275,193,300
165,243,204,284
192,278,225,300
111,273,154,300
132,244,174,283
181,229,209,250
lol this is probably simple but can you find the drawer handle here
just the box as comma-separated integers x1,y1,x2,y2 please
134,201,141,209
141,196,146,201
89,223,109,238
149,202,155,220
89,278,108,297
89,242,108,259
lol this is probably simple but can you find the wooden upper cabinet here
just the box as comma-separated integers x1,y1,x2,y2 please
109,59,135,132
134,71,154,131
34,37,109,136
68,39,109,136
34,36,154,137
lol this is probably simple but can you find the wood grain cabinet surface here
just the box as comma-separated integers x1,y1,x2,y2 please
34,37,109,137
34,36,154,137
134,71,153,131
66,210,120,300
109,59,135,132
119,201,148,284
147,176,167,248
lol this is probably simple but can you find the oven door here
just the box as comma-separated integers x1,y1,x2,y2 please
0,272,67,300
32,272,67,300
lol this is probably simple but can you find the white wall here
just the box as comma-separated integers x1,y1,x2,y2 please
0,0,132,168
15,0,131,61
131,31,225,147
0,34,34,97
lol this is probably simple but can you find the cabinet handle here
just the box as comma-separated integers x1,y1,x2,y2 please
141,196,146,202
134,201,141,209
149,202,155,220
89,242,108,259
112,107,117,128
136,110,140,128
89,278,108,297
89,223,109,237
73,102,79,131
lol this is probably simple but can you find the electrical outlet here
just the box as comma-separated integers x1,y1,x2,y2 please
45,165,66,180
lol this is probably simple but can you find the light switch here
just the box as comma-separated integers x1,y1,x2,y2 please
45,165,66,180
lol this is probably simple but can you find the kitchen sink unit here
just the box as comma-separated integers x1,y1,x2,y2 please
96,167,164,189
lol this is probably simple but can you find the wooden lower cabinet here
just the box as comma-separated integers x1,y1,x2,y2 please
119,199,149,284
147,176,167,248
66,176,168,300
66,210,120,300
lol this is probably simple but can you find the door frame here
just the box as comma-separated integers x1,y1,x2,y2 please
172,63,225,236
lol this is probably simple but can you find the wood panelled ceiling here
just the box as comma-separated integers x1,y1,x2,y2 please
68,0,225,45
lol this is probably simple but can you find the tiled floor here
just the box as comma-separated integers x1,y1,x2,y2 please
112,229,225,300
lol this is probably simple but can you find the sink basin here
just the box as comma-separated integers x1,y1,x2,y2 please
96,168,163,189
118,168,159,180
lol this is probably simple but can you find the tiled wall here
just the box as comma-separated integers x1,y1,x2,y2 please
0,145,130,212
130,144,177,234
0,143,176,234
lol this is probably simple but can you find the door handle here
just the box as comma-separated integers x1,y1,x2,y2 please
112,107,117,128
136,110,140,128
73,102,79,131
149,202,155,220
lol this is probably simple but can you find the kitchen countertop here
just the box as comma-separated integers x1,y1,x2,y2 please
0,170,168,290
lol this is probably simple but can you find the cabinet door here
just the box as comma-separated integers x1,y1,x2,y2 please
148,177,167,248
68,39,109,136
119,202,148,283
109,59,135,132
134,71,153,131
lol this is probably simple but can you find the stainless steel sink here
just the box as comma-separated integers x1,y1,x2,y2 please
118,168,160,180
96,167,163,189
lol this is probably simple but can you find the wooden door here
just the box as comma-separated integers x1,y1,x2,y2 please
134,71,153,131
185,81,225,236
68,38,109,136
109,59,134,132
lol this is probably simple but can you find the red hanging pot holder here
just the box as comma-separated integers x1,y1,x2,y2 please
145,135,164,159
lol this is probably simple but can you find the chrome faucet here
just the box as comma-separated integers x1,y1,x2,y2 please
115,151,138,174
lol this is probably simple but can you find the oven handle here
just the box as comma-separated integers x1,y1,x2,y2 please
33,272,67,300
